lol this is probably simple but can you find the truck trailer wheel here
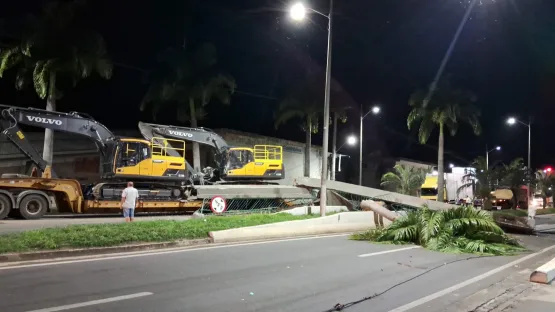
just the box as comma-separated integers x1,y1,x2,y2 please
18,194,48,220
0,194,11,220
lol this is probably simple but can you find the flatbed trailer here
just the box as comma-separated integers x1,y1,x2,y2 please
0,177,203,219
0,176,314,219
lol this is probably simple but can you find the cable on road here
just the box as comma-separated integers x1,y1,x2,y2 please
322,254,497,311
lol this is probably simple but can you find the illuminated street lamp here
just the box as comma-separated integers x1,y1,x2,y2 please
359,105,380,186
347,135,357,146
486,145,501,169
290,1,334,217
289,3,307,21
507,116,532,216
331,135,356,179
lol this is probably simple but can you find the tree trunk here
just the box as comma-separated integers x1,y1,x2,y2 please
42,72,56,166
304,116,312,177
437,123,445,202
189,98,201,172
331,112,337,180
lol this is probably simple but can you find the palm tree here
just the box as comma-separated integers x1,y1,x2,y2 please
380,164,427,196
352,206,522,255
499,158,529,209
534,170,554,208
407,76,481,202
141,42,236,171
458,156,495,210
275,75,323,177
0,1,113,165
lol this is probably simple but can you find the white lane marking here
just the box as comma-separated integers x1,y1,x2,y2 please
389,244,555,312
25,292,153,312
0,233,350,271
358,246,421,258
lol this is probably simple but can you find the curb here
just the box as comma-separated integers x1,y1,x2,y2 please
530,256,555,284
208,224,369,244
0,238,211,263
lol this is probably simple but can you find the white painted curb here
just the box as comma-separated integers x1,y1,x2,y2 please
530,256,555,284
209,212,386,244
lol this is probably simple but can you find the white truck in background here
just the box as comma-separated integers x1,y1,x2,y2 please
421,167,475,204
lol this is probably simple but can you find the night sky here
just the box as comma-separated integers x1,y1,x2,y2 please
1,0,555,170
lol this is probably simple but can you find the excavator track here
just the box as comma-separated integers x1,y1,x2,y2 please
89,182,193,201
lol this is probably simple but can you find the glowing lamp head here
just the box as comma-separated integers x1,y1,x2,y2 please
495,146,501,151
290,3,307,21
347,136,357,145
371,106,381,114
507,117,516,125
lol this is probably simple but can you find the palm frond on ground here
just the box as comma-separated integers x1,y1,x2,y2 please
351,206,523,255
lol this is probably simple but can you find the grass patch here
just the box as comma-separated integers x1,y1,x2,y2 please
493,209,527,217
0,213,316,254
537,208,555,215
493,208,555,217
351,206,524,256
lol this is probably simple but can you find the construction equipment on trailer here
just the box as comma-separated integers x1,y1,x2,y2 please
0,104,194,201
0,105,306,220
138,122,285,183
0,104,189,183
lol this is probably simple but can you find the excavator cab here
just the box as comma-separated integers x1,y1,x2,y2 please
225,145,284,180
112,137,187,181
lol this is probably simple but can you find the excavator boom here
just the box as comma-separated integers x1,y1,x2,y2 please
0,105,117,177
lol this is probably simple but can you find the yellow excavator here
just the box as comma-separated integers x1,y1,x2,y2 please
0,105,284,188
138,122,284,183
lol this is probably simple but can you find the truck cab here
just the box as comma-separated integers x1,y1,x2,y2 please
421,175,446,201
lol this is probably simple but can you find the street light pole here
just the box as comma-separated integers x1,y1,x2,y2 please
358,105,380,186
359,104,363,185
528,117,532,210
485,145,501,169
289,1,333,216
319,0,333,217
507,116,532,215
331,112,338,180
486,145,489,170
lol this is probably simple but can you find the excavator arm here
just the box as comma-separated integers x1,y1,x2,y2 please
138,122,230,178
0,104,117,177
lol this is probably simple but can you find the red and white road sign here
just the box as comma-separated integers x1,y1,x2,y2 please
210,196,227,214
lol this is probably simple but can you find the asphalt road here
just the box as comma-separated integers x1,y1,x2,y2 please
0,215,191,234
2,234,555,312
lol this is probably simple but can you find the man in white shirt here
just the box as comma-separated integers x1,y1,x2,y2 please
120,182,139,222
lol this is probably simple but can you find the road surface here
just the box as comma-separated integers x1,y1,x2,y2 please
1,234,555,312
0,215,191,234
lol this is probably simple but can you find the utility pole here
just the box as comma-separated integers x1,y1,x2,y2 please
319,0,333,217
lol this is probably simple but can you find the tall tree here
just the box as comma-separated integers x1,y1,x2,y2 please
499,158,529,209
407,76,481,202
0,0,113,165
380,164,427,196
141,42,236,171
275,75,323,177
